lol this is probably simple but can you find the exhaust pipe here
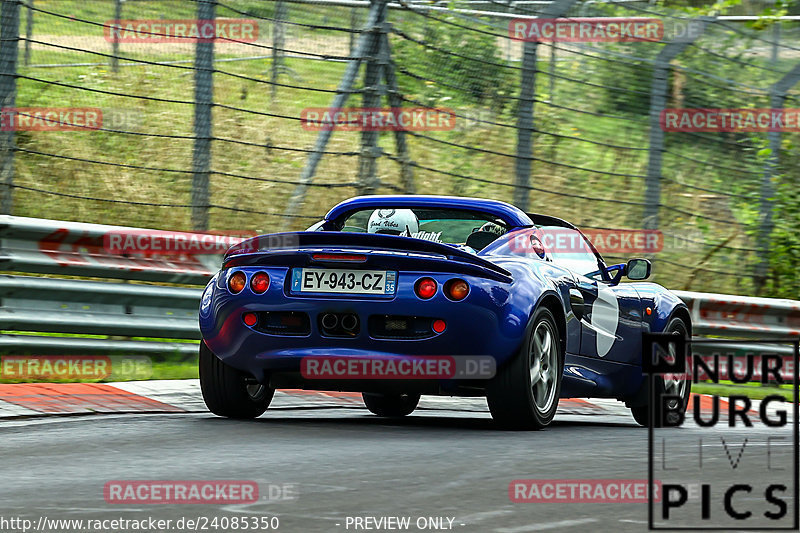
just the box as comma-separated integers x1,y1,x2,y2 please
321,313,339,330
341,314,358,331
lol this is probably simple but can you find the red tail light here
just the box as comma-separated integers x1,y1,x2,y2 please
228,271,246,294
250,272,270,293
415,277,437,299
445,279,469,301
432,319,446,333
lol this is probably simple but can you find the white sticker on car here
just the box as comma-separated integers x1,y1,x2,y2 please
592,284,620,357
412,231,443,243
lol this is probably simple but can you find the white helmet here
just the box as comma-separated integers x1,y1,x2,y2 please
367,208,419,236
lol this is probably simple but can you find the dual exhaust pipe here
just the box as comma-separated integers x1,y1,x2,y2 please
321,313,359,335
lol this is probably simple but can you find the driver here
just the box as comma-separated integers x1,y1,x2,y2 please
367,208,419,236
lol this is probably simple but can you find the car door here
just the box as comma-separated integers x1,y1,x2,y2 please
572,274,643,365
539,226,643,365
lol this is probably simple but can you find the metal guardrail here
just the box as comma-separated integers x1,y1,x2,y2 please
0,215,798,362
0,215,218,356
673,291,800,378
674,290,800,339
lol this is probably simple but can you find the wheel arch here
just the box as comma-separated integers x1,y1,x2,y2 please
536,291,567,356
666,305,692,337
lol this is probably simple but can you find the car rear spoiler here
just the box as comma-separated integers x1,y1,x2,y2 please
223,232,512,283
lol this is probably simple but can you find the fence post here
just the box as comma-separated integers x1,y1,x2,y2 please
349,7,358,55
191,0,215,231
281,0,385,229
23,0,31,66
357,1,388,195
0,0,20,215
755,62,800,294
513,0,576,211
644,18,709,231
271,0,286,100
111,0,122,73
381,33,414,193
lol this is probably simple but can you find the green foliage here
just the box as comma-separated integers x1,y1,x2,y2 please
767,163,800,299
392,16,515,110
593,45,655,115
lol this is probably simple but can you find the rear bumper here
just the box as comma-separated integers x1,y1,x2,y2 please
199,267,526,384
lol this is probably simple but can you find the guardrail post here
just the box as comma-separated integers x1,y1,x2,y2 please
513,0,576,211
0,0,20,215
191,0,215,231
755,62,800,294
644,18,709,233
23,0,31,66
111,0,122,73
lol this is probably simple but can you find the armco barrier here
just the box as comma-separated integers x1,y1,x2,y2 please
0,216,798,361
673,290,800,339
0,215,221,355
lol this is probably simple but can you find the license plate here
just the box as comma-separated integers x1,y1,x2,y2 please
291,268,396,295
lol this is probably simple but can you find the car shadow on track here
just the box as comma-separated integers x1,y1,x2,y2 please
193,410,639,432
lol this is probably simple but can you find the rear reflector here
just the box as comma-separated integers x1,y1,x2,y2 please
311,253,367,262
243,312,258,326
432,319,446,333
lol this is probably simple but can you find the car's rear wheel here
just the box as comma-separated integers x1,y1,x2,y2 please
199,341,274,419
486,306,563,430
631,316,691,427
362,392,420,417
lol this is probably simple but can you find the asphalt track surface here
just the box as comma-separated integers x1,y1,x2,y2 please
2,399,797,533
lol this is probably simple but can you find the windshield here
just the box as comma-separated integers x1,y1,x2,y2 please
337,208,508,247
486,226,604,278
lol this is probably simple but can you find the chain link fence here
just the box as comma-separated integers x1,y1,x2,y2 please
0,0,798,296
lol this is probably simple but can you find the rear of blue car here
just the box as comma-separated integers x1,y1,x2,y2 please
199,233,525,407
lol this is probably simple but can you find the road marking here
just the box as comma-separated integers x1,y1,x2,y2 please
496,518,598,532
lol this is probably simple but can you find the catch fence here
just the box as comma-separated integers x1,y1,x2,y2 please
0,0,799,295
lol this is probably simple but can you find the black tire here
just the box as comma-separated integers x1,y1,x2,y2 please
362,392,420,417
199,341,274,419
630,317,691,427
486,306,564,430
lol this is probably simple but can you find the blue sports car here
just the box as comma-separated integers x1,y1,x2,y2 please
199,195,691,429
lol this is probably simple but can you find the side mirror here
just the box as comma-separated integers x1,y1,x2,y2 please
626,258,651,280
